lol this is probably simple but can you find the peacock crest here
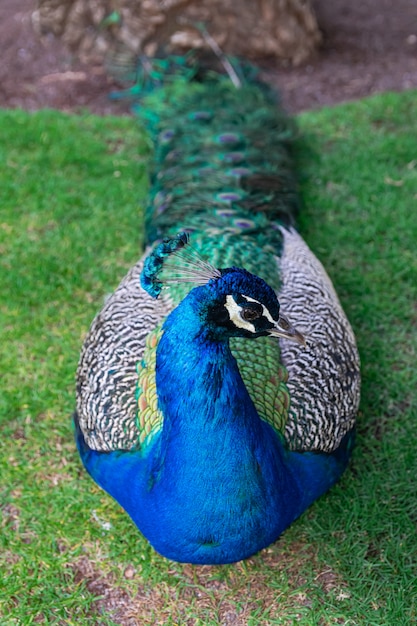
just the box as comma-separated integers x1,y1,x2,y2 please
141,231,221,298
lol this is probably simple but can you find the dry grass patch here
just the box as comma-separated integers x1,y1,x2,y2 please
71,536,351,625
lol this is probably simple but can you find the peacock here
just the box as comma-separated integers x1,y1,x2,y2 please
74,55,360,565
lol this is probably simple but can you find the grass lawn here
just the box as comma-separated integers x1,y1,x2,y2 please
1,90,417,624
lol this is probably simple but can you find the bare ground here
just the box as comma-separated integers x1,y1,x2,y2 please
1,0,417,114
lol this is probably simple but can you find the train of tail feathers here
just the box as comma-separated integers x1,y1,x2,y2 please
74,53,360,565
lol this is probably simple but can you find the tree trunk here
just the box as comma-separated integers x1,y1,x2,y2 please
34,0,321,66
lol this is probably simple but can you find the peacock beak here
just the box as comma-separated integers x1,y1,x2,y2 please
268,313,306,346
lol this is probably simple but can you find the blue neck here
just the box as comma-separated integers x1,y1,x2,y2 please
147,291,305,561
156,294,275,457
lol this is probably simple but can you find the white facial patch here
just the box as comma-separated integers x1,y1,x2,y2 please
224,295,257,332
224,294,276,332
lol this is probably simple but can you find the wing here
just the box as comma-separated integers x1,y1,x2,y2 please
76,256,172,451
228,227,360,454
277,227,360,452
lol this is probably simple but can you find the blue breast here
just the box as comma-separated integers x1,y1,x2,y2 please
75,285,353,564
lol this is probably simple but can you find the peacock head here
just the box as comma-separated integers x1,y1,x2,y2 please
141,232,304,344
202,267,305,343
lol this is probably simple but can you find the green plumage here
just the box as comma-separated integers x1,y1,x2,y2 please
139,61,298,247
134,60,299,441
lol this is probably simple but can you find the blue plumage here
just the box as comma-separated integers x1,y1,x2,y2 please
76,267,353,563
75,57,360,564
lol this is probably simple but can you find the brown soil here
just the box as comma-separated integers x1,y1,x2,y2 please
1,0,417,114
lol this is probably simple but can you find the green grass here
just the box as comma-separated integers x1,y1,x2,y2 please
1,91,417,624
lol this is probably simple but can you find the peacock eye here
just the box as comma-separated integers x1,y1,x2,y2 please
241,307,262,322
